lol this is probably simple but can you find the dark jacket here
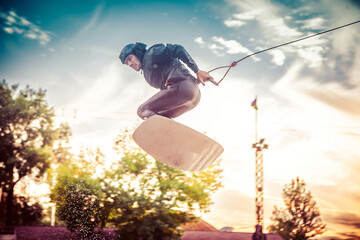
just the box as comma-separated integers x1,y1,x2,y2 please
142,44,199,90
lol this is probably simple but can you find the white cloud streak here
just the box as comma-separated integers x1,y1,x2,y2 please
233,9,263,20
224,19,246,28
194,36,252,57
76,3,104,37
208,43,225,56
194,37,205,47
223,9,263,28
212,36,251,55
265,18,302,37
0,11,51,46
297,17,326,30
269,49,285,66
297,46,324,67
0,10,52,45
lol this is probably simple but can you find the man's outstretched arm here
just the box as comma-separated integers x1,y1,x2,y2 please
166,44,214,85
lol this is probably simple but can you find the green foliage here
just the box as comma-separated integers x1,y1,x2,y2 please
51,161,108,237
0,81,55,185
105,129,223,239
51,128,223,239
268,177,326,240
0,80,66,226
113,208,194,240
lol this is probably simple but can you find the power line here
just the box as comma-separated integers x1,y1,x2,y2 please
56,115,136,122
53,108,360,135
58,107,134,115
54,107,137,121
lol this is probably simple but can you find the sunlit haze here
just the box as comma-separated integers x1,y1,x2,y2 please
1,0,359,238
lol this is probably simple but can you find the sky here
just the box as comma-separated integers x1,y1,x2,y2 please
1,0,360,238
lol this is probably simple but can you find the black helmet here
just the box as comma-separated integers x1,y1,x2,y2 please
119,42,147,64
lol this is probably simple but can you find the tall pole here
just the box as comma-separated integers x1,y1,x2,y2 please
50,162,58,226
253,95,258,142
251,96,268,239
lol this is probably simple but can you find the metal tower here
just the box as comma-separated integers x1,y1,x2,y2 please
251,96,268,237
252,138,268,228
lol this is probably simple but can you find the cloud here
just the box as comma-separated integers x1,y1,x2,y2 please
272,58,360,117
194,37,205,47
295,45,325,68
194,36,251,57
0,10,52,45
299,81,360,117
263,18,327,67
226,0,300,38
4,26,24,34
224,0,305,67
324,0,360,60
340,232,360,239
76,3,104,37
265,18,302,38
211,36,252,55
325,211,360,230
224,19,246,28
194,36,260,60
297,17,326,30
223,9,263,28
233,9,263,20
269,49,286,66
208,43,225,56
220,1,337,68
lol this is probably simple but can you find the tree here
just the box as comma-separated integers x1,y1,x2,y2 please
50,149,109,238
268,177,326,240
0,81,62,226
51,162,107,237
106,130,223,240
52,129,223,239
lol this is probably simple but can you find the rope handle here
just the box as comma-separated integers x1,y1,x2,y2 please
207,61,238,86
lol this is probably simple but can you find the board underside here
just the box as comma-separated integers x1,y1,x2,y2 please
133,115,224,171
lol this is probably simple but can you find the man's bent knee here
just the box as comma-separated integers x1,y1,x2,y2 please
137,105,155,120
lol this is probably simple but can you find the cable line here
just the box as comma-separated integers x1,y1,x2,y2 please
208,19,360,85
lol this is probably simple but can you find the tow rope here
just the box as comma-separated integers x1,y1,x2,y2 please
207,19,360,86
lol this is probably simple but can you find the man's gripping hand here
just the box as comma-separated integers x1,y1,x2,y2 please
196,70,214,86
